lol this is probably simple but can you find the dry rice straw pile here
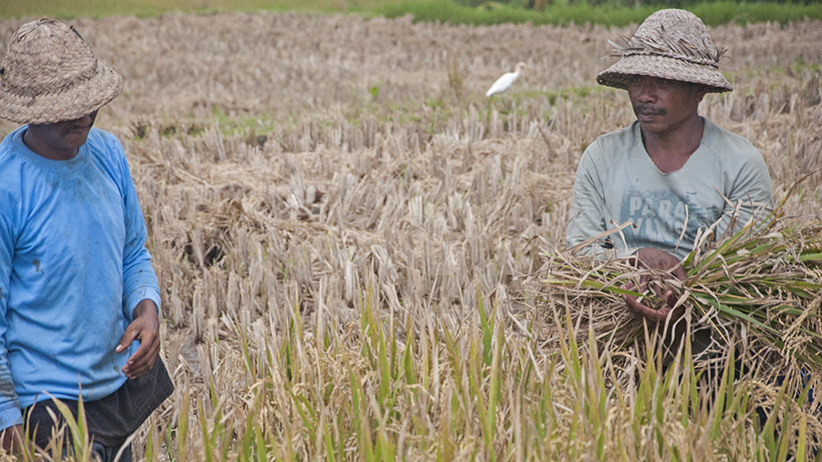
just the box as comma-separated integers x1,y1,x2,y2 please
539,199,822,378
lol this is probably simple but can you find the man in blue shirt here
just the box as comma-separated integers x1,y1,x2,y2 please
0,18,172,460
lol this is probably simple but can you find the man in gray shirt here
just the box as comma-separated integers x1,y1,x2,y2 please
567,9,773,324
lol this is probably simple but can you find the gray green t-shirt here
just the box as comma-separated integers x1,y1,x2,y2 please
566,118,773,260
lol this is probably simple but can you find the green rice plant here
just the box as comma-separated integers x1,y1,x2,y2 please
5,395,102,461
31,396,92,462
379,0,822,27
177,389,190,462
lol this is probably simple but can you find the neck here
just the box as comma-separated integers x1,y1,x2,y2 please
23,127,80,161
641,116,704,174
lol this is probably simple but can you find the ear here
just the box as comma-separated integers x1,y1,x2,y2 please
693,84,709,103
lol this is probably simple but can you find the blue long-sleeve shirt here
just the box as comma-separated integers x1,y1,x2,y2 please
0,126,161,430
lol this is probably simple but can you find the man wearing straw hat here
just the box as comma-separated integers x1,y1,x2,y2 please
0,18,173,460
566,9,773,324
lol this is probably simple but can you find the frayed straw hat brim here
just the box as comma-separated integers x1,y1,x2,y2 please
0,61,122,125
596,9,733,94
596,54,733,93
0,18,124,125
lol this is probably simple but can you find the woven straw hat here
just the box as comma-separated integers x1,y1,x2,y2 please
596,9,732,93
0,18,123,124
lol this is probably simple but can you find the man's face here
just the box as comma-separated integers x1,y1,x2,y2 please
626,76,706,136
27,110,99,159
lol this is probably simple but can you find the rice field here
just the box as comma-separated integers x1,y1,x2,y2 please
1,11,821,461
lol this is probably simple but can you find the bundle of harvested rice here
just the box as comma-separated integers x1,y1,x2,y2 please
541,204,822,374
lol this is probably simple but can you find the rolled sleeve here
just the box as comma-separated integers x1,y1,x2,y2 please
125,287,162,322
0,401,22,431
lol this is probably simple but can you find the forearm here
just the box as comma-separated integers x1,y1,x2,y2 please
121,147,161,320
0,224,21,434
121,214,160,319
122,221,161,320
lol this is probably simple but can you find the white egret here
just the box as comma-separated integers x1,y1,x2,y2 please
485,62,528,97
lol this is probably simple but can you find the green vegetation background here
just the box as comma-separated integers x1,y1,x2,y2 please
2,0,822,25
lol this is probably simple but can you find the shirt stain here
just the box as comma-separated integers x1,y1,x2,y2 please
33,258,41,272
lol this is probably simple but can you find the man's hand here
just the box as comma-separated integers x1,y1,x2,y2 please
621,247,687,324
1,424,22,454
116,299,160,379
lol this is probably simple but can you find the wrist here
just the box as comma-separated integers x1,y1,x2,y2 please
133,299,158,319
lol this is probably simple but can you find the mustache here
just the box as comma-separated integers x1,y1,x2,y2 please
633,103,666,116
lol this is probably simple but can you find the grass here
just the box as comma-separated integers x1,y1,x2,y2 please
3,0,822,24
380,1,822,26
